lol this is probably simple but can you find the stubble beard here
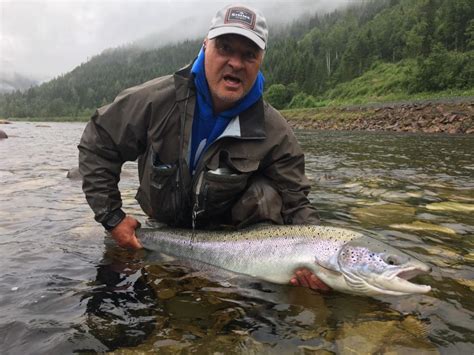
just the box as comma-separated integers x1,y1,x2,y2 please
211,83,248,109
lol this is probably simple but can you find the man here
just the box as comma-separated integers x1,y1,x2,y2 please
78,4,328,291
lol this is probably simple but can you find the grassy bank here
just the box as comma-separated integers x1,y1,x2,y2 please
318,88,474,108
281,107,366,124
287,60,474,109
352,58,474,105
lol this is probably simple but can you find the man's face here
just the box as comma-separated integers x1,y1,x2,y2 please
204,34,264,113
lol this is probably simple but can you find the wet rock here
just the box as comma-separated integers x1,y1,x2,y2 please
66,167,82,180
0,129,7,139
0,119,11,124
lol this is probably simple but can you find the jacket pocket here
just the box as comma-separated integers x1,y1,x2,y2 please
203,170,250,211
195,155,260,224
149,163,179,225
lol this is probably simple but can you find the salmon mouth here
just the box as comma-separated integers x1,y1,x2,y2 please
342,263,432,296
383,265,432,294
397,267,428,280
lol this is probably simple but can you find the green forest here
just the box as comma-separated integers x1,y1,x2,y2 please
0,0,473,118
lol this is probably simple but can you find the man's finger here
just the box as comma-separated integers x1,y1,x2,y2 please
131,234,143,249
296,270,310,288
290,268,331,291
309,274,330,291
120,235,142,250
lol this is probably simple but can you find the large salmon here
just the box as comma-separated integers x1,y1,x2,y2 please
137,224,431,296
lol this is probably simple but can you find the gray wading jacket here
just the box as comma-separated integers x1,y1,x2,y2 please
78,65,319,229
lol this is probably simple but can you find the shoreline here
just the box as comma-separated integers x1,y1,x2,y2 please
3,97,473,134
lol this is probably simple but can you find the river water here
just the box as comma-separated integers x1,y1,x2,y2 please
0,122,473,354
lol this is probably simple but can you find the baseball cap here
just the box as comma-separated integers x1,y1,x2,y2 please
207,4,268,50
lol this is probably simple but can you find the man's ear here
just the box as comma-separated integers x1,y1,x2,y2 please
203,38,208,50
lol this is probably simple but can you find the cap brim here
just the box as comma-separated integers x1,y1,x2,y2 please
208,26,266,50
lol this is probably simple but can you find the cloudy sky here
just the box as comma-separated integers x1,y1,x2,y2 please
1,0,350,82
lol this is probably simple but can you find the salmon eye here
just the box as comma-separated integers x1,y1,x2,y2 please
386,255,400,265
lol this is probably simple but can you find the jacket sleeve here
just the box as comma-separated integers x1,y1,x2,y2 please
78,88,151,224
263,110,320,225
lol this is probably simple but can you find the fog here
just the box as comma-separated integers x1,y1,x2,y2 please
0,0,350,86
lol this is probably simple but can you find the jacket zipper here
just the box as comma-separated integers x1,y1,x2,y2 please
176,89,190,225
192,170,205,230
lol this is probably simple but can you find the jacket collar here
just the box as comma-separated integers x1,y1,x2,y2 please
238,98,266,139
174,64,195,101
173,64,266,140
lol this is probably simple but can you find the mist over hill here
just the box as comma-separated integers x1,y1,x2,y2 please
0,72,39,94
2,0,348,83
0,0,472,118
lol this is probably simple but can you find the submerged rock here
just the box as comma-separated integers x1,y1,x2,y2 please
426,202,474,213
335,316,435,354
390,221,457,235
423,245,463,267
464,252,474,263
352,204,416,226
0,129,7,139
456,278,474,291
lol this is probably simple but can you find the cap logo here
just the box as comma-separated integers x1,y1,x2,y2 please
225,7,256,29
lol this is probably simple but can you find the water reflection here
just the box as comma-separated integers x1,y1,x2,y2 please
84,246,155,350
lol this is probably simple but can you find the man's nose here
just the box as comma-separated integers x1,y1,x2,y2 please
227,52,244,70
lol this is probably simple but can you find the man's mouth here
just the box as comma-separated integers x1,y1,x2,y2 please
223,74,242,87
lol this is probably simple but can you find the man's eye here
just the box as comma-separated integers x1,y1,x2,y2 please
244,52,257,61
219,43,232,54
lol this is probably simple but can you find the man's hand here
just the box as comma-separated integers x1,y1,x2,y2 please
290,268,331,291
110,215,142,249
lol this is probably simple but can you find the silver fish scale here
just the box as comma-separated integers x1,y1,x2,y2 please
142,224,361,242
137,224,363,284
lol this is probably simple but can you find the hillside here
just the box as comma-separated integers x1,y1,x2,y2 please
0,0,473,118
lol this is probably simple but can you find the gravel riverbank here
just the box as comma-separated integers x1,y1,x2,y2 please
283,98,474,134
